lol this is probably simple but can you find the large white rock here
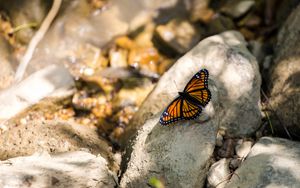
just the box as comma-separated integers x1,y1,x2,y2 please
0,64,74,122
226,137,300,188
0,120,114,166
120,31,261,187
207,158,231,188
121,30,261,145
0,151,116,188
268,4,300,136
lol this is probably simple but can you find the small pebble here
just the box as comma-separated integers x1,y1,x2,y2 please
230,158,241,169
207,158,231,188
235,140,253,158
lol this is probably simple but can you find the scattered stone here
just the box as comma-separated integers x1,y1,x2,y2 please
153,18,202,54
248,40,265,64
0,151,116,188
239,27,255,40
268,4,300,137
235,140,253,158
207,158,231,188
229,158,241,170
0,64,75,121
238,13,262,28
109,47,128,68
207,15,235,35
190,0,214,23
128,47,161,73
221,0,255,19
226,137,300,188
218,139,235,158
69,43,109,76
216,132,224,147
112,77,155,107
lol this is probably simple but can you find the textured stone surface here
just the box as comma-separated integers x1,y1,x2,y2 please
235,140,253,158
0,64,74,121
226,137,300,188
207,158,231,188
0,151,116,188
154,18,202,54
121,30,261,144
0,120,116,170
221,0,255,18
120,104,219,187
268,4,300,137
120,31,261,187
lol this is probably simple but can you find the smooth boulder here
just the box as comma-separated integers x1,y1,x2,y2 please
121,30,261,145
226,137,300,188
120,30,261,187
0,151,116,188
268,4,300,137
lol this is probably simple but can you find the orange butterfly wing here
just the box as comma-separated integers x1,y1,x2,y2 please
181,99,202,120
184,69,211,106
160,69,211,125
159,96,202,125
159,97,183,125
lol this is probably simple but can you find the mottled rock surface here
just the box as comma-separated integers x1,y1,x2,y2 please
268,4,300,137
207,158,231,188
221,0,255,19
226,137,300,188
0,151,116,188
235,139,253,158
0,64,74,121
121,30,261,143
120,30,261,187
120,95,219,188
0,120,116,169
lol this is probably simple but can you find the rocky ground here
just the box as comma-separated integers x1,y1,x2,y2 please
0,0,299,187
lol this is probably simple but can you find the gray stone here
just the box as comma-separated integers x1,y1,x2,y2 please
154,18,202,54
22,0,182,76
225,137,300,188
120,105,219,187
120,31,261,187
0,120,116,170
216,132,224,147
0,151,116,188
235,140,253,158
0,64,74,121
207,158,231,188
121,30,261,143
221,0,255,19
229,158,241,170
207,15,235,36
268,4,300,137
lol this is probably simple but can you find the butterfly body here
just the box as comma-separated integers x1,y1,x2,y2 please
159,69,211,126
178,92,203,107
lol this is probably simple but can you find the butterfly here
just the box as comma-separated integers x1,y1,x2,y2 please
159,69,211,125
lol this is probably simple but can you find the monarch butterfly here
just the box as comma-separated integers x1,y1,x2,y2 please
159,69,211,125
